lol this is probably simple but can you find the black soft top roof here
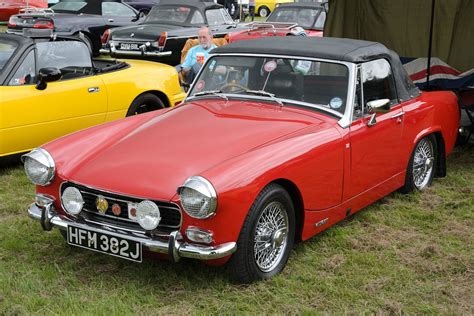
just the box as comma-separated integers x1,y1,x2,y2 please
213,37,420,101
51,0,132,15
158,0,222,11
0,33,33,46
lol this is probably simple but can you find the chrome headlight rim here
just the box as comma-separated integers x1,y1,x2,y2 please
178,176,217,219
21,148,56,186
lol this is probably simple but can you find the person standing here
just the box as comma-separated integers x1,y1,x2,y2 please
249,0,256,21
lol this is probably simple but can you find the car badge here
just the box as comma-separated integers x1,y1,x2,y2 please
130,33,134,37
112,203,121,216
96,195,108,214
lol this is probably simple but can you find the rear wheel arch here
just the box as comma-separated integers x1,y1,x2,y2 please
126,91,169,116
432,131,446,178
145,90,171,108
411,129,446,178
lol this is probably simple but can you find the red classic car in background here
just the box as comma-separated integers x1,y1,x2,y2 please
23,37,459,283
227,2,325,43
0,0,46,22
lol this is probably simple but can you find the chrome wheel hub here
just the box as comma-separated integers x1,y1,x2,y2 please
254,201,289,272
413,138,434,190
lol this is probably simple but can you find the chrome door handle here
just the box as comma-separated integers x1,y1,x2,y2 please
88,87,100,93
391,111,405,119
108,18,114,22
391,111,405,123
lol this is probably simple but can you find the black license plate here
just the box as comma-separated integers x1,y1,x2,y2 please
67,225,142,262
120,43,139,50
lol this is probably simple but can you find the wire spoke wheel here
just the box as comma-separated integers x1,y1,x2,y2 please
412,138,435,189
253,201,289,272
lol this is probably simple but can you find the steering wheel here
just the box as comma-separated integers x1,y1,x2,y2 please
220,82,248,93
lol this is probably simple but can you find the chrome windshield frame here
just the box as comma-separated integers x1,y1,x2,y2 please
184,52,357,128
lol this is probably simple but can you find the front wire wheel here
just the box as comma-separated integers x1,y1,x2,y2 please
229,183,295,283
254,201,289,272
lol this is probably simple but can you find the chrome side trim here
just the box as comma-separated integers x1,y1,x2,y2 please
100,48,172,57
27,203,236,261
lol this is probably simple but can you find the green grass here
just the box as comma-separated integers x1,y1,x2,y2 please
0,145,473,314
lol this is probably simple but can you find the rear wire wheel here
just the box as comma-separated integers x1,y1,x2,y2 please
126,93,165,116
228,183,295,283
401,134,437,193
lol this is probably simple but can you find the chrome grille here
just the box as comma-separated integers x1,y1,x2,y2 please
60,182,181,231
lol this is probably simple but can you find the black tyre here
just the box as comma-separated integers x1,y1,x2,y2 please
400,134,437,193
258,6,270,17
126,93,165,116
228,183,295,283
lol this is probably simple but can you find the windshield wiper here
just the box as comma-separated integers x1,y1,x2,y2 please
192,90,228,101
245,90,284,106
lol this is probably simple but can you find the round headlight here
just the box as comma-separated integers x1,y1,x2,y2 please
21,148,55,186
61,187,84,215
136,200,161,231
178,176,217,219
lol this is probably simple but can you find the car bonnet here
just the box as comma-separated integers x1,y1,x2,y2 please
53,100,327,201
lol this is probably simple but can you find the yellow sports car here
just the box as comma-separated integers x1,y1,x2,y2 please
0,32,185,158
256,0,294,17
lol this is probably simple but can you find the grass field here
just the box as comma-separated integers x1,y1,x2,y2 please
0,144,473,314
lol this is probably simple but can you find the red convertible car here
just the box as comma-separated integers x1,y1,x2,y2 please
0,0,46,22
23,37,459,283
227,2,325,43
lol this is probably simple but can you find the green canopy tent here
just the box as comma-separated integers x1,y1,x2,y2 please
324,0,474,88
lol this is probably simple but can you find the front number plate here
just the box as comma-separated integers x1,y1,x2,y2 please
120,43,139,50
67,225,142,262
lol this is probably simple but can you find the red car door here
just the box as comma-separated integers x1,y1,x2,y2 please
346,58,406,199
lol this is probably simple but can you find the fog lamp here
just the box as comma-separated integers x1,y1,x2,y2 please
136,200,161,231
62,187,84,215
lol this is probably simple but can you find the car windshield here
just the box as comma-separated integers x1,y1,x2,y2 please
188,55,349,115
0,40,18,73
50,0,87,12
267,8,321,29
145,5,194,24
206,8,234,25
36,41,92,70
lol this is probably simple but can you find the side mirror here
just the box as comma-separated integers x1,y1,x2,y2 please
36,67,61,90
367,98,390,114
366,99,390,127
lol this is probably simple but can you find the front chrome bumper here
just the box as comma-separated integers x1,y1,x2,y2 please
27,201,236,262
100,47,172,57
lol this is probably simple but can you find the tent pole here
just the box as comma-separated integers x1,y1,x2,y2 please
426,0,435,89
